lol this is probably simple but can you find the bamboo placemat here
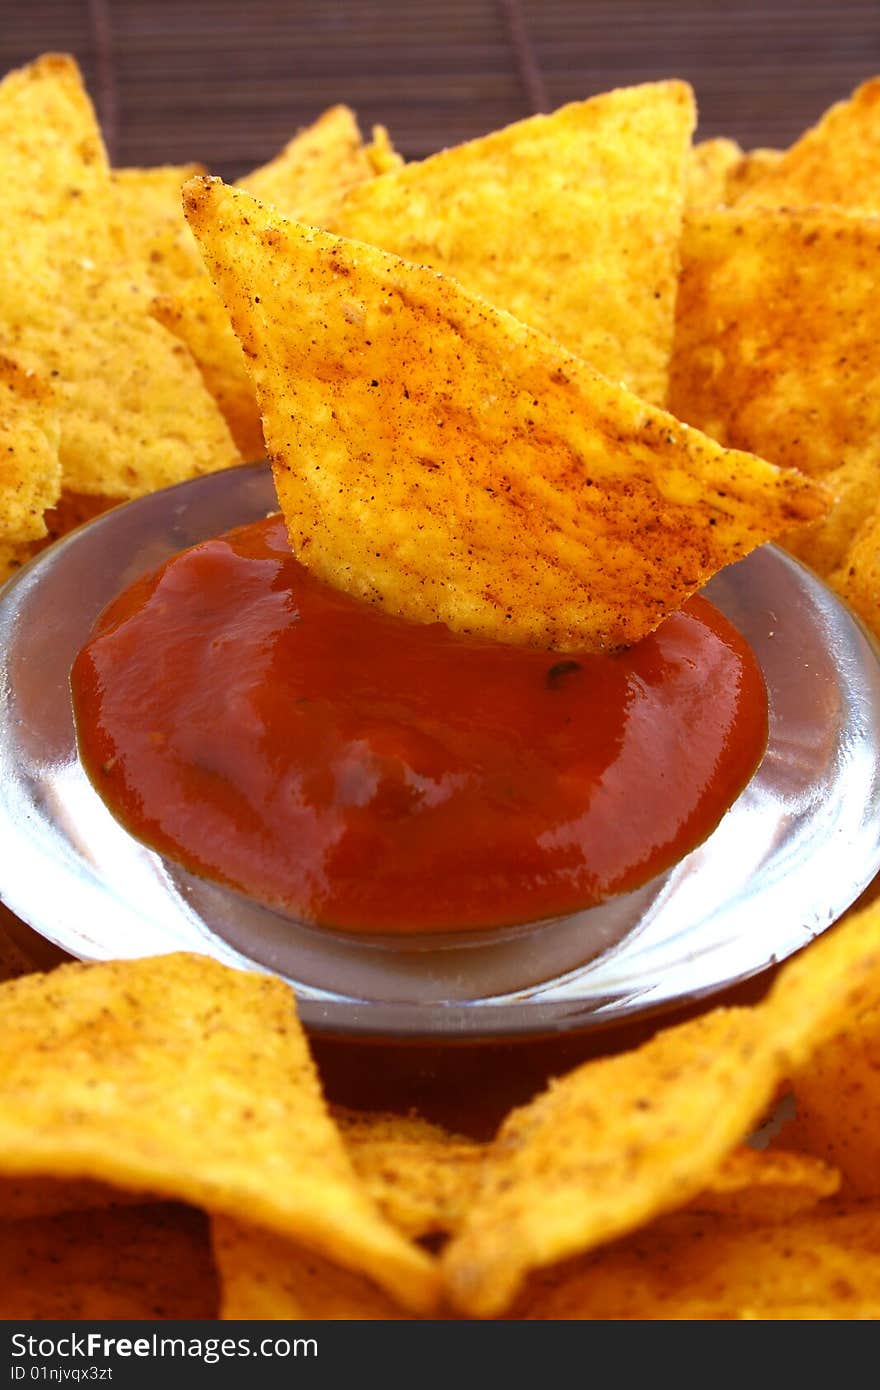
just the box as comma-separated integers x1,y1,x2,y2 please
1,0,878,174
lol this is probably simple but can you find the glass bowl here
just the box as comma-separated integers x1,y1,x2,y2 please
2,461,879,1039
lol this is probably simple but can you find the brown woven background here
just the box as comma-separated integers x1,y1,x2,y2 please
2,0,879,175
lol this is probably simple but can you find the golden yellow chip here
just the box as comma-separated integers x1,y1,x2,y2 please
213,1219,412,1319
152,107,400,461
0,540,27,586
0,953,438,1314
0,53,107,262
333,1106,483,1238
441,1008,779,1316
689,1145,840,1222
686,136,743,207
724,145,782,201
773,988,880,1198
442,895,880,1316
831,504,880,640
0,1203,217,1319
185,176,826,653
0,1176,147,1222
111,163,207,297
759,899,880,1069
0,355,61,543
0,54,240,499
366,123,404,176
152,277,266,459
671,205,880,576
514,1205,880,1320
335,81,696,407
153,105,394,459
238,104,378,222
737,77,880,212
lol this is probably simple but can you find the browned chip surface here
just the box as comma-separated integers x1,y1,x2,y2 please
442,896,880,1316
441,1007,776,1316
0,953,438,1314
213,1219,413,1320
0,1176,144,1222
185,177,826,653
154,103,391,460
513,1205,880,1319
0,1203,218,1319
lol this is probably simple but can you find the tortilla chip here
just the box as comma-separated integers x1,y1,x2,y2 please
443,896,880,1316
152,105,389,457
760,897,880,1189
441,1007,781,1316
514,1205,880,1319
737,77,880,212
0,1203,217,1319
725,145,782,201
761,898,880,1069
0,52,108,260
112,165,248,446
686,136,743,207
0,1176,144,1221
111,164,207,297
773,985,880,1198
333,1107,483,1238
213,1219,413,1319
238,104,377,223
0,953,438,1314
830,504,880,640
335,81,696,406
185,176,826,653
0,355,61,542
152,277,265,458
670,205,880,576
0,538,32,585
0,53,240,499
689,1145,840,1221
366,124,404,176
737,1303,880,1320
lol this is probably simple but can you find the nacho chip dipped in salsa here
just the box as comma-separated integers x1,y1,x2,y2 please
66,168,827,938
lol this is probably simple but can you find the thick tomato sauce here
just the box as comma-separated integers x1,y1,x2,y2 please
71,515,768,934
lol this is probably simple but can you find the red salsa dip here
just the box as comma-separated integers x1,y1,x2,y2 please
71,515,768,935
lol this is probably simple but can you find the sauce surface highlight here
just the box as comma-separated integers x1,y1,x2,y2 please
71,515,768,934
